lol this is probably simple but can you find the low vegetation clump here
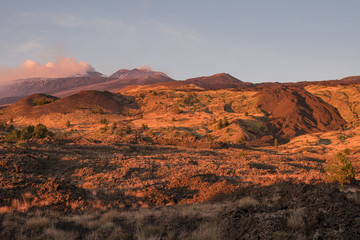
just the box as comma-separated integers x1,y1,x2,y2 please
6,124,52,140
0,121,14,132
217,117,230,129
141,123,148,131
33,97,55,106
325,152,355,185
100,118,108,124
98,108,104,114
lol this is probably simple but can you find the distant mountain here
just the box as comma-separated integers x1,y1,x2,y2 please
0,76,109,105
0,68,174,106
52,74,175,97
110,68,169,79
185,73,253,90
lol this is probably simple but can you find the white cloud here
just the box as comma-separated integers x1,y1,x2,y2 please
0,57,95,83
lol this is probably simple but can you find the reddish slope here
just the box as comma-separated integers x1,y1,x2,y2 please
185,73,253,90
4,90,137,117
256,86,346,141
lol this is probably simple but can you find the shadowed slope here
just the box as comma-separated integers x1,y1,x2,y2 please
4,90,137,117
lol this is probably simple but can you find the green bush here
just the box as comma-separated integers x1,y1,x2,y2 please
33,124,50,138
33,97,55,106
325,152,355,185
6,124,52,140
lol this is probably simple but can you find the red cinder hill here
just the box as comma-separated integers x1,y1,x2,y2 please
256,86,346,141
3,90,137,117
185,73,253,90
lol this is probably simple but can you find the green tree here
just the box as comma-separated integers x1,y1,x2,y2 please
325,152,355,185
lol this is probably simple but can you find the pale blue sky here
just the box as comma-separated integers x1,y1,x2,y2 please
1,0,360,82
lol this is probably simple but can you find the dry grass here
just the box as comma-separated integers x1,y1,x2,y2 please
287,208,306,231
26,216,51,231
189,222,222,240
237,196,259,209
43,227,78,240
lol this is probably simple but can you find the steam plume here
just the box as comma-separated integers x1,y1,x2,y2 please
0,57,95,84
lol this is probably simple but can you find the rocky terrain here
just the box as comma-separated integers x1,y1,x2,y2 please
1,73,360,239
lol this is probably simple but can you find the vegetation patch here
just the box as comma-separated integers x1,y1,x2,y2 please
6,124,52,140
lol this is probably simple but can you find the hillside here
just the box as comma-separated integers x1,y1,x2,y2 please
3,90,137,119
256,86,346,142
185,73,253,90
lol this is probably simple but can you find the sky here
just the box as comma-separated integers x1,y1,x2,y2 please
1,0,360,83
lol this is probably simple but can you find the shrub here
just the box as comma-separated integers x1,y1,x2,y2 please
287,208,305,230
239,151,245,158
33,124,51,138
112,122,117,130
6,124,52,140
66,121,71,128
100,126,108,133
33,97,55,106
217,119,223,130
100,118,108,124
172,106,182,114
224,117,229,126
141,123,148,131
126,125,131,134
344,148,351,155
0,121,14,132
325,152,355,185
217,117,230,130
98,108,104,114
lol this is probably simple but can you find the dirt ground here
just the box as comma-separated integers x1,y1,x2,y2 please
0,136,360,239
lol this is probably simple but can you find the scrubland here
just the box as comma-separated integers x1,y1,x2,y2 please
1,84,360,239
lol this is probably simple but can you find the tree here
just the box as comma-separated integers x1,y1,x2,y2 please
66,121,71,128
325,152,355,185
